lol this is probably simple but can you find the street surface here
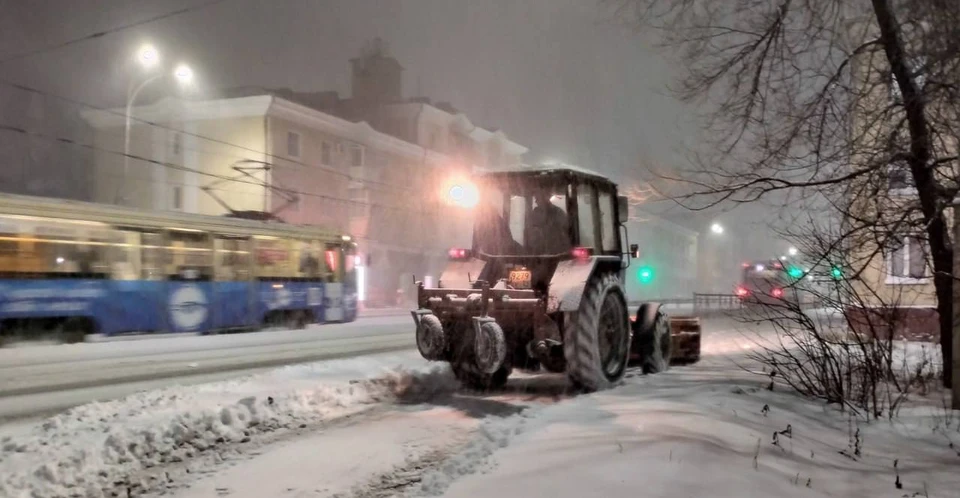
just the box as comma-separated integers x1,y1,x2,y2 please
0,315,412,421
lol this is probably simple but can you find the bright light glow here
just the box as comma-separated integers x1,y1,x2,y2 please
772,288,784,298
173,64,194,84
341,235,352,242
787,266,804,279
137,45,159,68
831,266,843,279
56,257,65,265
736,287,748,297
446,182,479,208
637,265,655,284
779,255,787,261
788,246,798,256
358,265,366,302
571,247,591,260
710,223,724,235
755,264,765,272
448,248,469,259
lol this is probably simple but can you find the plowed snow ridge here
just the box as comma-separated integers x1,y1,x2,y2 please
0,352,447,497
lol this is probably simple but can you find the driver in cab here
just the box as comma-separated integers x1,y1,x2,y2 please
526,189,571,255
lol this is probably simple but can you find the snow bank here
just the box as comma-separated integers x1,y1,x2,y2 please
0,352,453,498
441,367,960,498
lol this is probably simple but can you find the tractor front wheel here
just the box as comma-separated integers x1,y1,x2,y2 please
563,273,630,391
634,305,672,374
451,360,511,390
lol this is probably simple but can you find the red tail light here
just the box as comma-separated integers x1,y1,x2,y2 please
571,247,593,260
772,288,784,298
448,248,471,260
736,287,748,297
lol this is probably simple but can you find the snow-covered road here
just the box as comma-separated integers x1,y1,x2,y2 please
0,316,413,420
3,316,956,498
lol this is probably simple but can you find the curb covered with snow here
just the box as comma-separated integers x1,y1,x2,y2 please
0,353,450,498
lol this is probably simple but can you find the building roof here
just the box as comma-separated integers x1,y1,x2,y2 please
477,163,614,185
80,95,452,166
387,101,528,156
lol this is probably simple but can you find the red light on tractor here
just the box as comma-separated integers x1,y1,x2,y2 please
448,248,471,260
772,288,784,298
736,287,748,297
571,247,593,260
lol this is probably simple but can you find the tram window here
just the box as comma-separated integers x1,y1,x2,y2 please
109,231,140,280
215,237,251,281
141,232,164,280
166,230,213,280
254,237,293,278
324,245,342,283
296,240,324,279
34,238,108,276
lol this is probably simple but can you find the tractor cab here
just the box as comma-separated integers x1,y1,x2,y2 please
449,166,634,294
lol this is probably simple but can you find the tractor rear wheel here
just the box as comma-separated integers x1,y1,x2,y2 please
563,273,630,391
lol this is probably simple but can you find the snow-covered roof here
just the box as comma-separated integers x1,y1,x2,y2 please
479,163,613,183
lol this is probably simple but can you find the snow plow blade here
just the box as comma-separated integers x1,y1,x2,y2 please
669,316,701,364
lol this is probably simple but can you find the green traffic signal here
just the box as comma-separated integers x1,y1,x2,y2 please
787,266,803,279
637,266,655,285
831,266,843,280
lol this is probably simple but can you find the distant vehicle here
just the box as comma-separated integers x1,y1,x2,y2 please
0,194,358,344
736,260,794,306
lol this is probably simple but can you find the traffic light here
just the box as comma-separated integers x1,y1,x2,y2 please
787,266,803,279
637,265,655,285
831,266,843,280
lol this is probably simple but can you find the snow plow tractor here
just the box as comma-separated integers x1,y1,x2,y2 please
411,166,701,391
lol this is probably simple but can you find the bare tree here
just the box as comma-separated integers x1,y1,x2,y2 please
612,0,960,387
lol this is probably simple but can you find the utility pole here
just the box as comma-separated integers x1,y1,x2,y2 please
952,201,960,410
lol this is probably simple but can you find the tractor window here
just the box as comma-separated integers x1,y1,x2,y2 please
508,195,526,245
576,185,598,249
599,191,618,252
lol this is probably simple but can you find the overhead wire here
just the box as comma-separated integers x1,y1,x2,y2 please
0,122,449,220
0,78,433,195
0,0,232,65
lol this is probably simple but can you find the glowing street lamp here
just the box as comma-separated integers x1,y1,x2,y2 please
447,182,479,208
137,44,159,68
788,246,798,256
710,223,724,235
174,64,194,84
118,44,197,204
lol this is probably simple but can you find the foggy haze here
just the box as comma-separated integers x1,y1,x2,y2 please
0,0,786,258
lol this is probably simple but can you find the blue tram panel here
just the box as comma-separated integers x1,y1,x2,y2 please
0,279,358,336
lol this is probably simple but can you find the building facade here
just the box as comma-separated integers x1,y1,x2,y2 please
82,95,482,308
842,26,958,341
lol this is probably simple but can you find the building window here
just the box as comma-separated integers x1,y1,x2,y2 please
287,131,301,158
171,185,183,211
888,161,914,192
321,141,332,165
172,133,182,156
887,234,927,283
349,145,365,167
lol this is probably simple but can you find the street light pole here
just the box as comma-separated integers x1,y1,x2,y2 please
117,74,162,205
115,44,194,206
